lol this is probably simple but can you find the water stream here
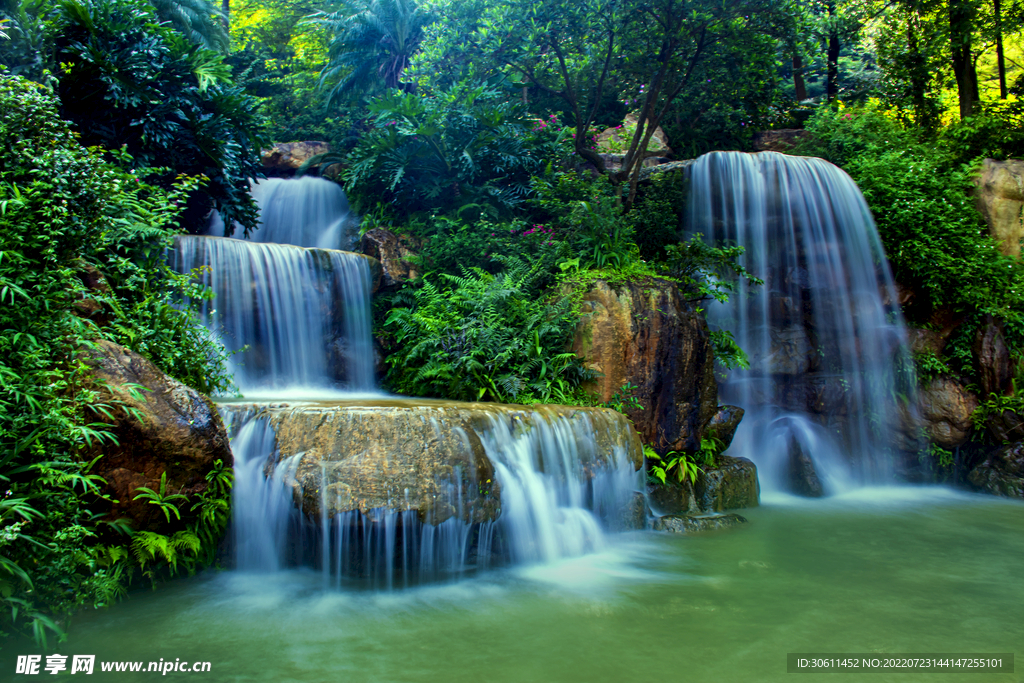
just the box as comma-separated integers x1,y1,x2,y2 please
687,152,918,495
22,490,1022,682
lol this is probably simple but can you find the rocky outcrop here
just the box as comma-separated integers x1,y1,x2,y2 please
647,456,759,516
972,158,1024,258
571,277,718,454
917,377,979,448
360,228,421,289
652,513,748,534
752,129,810,153
968,442,1024,499
261,141,331,176
85,340,231,531
222,401,643,524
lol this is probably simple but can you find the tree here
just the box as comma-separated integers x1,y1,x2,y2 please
416,0,781,208
949,0,980,118
150,0,230,51
53,0,267,234
309,0,431,106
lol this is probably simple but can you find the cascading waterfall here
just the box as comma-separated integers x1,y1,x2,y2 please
223,403,638,588
224,401,638,589
170,236,375,396
207,176,358,250
687,151,916,494
178,175,639,586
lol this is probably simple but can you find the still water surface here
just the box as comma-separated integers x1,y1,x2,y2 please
9,487,1022,683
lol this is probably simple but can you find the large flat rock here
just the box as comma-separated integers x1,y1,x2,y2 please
222,400,643,525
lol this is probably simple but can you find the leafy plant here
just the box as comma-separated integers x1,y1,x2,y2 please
383,255,592,402
645,445,704,485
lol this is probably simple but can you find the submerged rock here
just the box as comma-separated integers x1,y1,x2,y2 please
652,513,748,534
85,340,231,531
570,276,717,454
787,437,824,497
969,442,1024,499
695,456,760,510
222,400,643,525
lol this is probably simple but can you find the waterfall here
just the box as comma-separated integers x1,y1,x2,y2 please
181,175,640,585
222,402,640,588
170,236,375,397
687,151,916,494
207,176,357,250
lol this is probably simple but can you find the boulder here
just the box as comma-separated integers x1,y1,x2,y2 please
968,442,1024,499
918,376,979,448
652,513,748,534
705,405,744,450
571,277,718,453
646,479,699,516
972,158,1024,258
787,436,823,497
261,141,331,175
85,340,231,531
222,401,643,525
694,455,760,511
360,228,421,289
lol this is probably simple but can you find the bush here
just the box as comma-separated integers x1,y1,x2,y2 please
382,256,591,402
0,71,231,643
344,81,569,221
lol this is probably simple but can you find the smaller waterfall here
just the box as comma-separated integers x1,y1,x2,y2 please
224,403,640,588
208,177,357,250
170,236,375,396
687,152,917,493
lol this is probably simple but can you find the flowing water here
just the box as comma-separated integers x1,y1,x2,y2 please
57,163,1019,681
222,400,639,589
687,152,917,494
170,236,375,396
12,490,1020,682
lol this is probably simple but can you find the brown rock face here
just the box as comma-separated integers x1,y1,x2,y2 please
571,277,718,454
85,340,231,530
968,442,1024,499
360,228,421,289
974,315,1014,398
261,141,331,175
917,377,979,448
972,158,1024,258
223,400,642,525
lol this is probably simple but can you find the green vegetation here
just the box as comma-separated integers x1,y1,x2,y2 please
0,67,233,643
0,0,1022,646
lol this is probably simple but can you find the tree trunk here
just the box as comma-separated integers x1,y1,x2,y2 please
906,2,932,129
826,2,840,101
222,0,230,29
949,0,979,118
793,51,808,101
995,0,1008,99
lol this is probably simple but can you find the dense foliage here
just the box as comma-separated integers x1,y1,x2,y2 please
0,72,231,643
